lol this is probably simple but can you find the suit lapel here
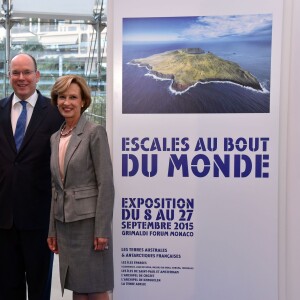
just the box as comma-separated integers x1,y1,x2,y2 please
63,115,87,182
19,93,48,152
0,95,16,153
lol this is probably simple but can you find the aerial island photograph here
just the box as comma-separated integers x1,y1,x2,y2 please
122,14,272,114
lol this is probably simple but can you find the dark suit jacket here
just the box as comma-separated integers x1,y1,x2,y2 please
0,90,63,230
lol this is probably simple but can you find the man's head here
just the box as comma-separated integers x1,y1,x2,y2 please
9,53,41,100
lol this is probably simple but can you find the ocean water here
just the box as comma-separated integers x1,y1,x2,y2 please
122,40,271,114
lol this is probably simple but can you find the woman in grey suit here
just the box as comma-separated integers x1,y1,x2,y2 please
47,75,114,300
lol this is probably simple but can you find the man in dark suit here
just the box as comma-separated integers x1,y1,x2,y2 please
0,53,63,300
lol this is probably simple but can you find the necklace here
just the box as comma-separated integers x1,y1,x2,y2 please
60,124,74,137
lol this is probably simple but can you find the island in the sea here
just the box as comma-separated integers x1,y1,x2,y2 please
130,48,262,92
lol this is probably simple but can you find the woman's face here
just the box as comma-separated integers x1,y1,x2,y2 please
57,83,84,123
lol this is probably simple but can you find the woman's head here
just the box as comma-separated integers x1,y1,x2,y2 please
51,75,91,113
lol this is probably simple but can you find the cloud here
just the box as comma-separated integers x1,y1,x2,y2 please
182,14,272,40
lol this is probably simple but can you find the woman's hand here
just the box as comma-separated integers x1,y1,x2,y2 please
94,237,109,251
47,237,59,254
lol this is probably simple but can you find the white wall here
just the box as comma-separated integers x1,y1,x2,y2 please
286,0,300,299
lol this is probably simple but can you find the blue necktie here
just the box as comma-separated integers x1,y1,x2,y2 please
14,101,27,151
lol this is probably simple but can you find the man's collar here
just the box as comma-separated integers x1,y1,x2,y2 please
12,90,38,107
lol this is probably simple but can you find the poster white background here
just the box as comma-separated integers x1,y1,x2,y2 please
111,0,283,299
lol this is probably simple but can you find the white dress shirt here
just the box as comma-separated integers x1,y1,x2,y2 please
11,91,38,135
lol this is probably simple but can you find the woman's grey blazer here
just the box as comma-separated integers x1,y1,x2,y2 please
48,115,114,238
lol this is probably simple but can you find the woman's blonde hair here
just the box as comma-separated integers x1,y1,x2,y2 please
51,75,92,113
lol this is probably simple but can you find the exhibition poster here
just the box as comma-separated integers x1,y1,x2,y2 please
111,1,283,299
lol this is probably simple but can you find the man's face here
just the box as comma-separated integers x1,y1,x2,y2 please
9,54,40,100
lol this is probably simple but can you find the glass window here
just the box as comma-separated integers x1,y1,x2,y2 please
0,0,107,126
